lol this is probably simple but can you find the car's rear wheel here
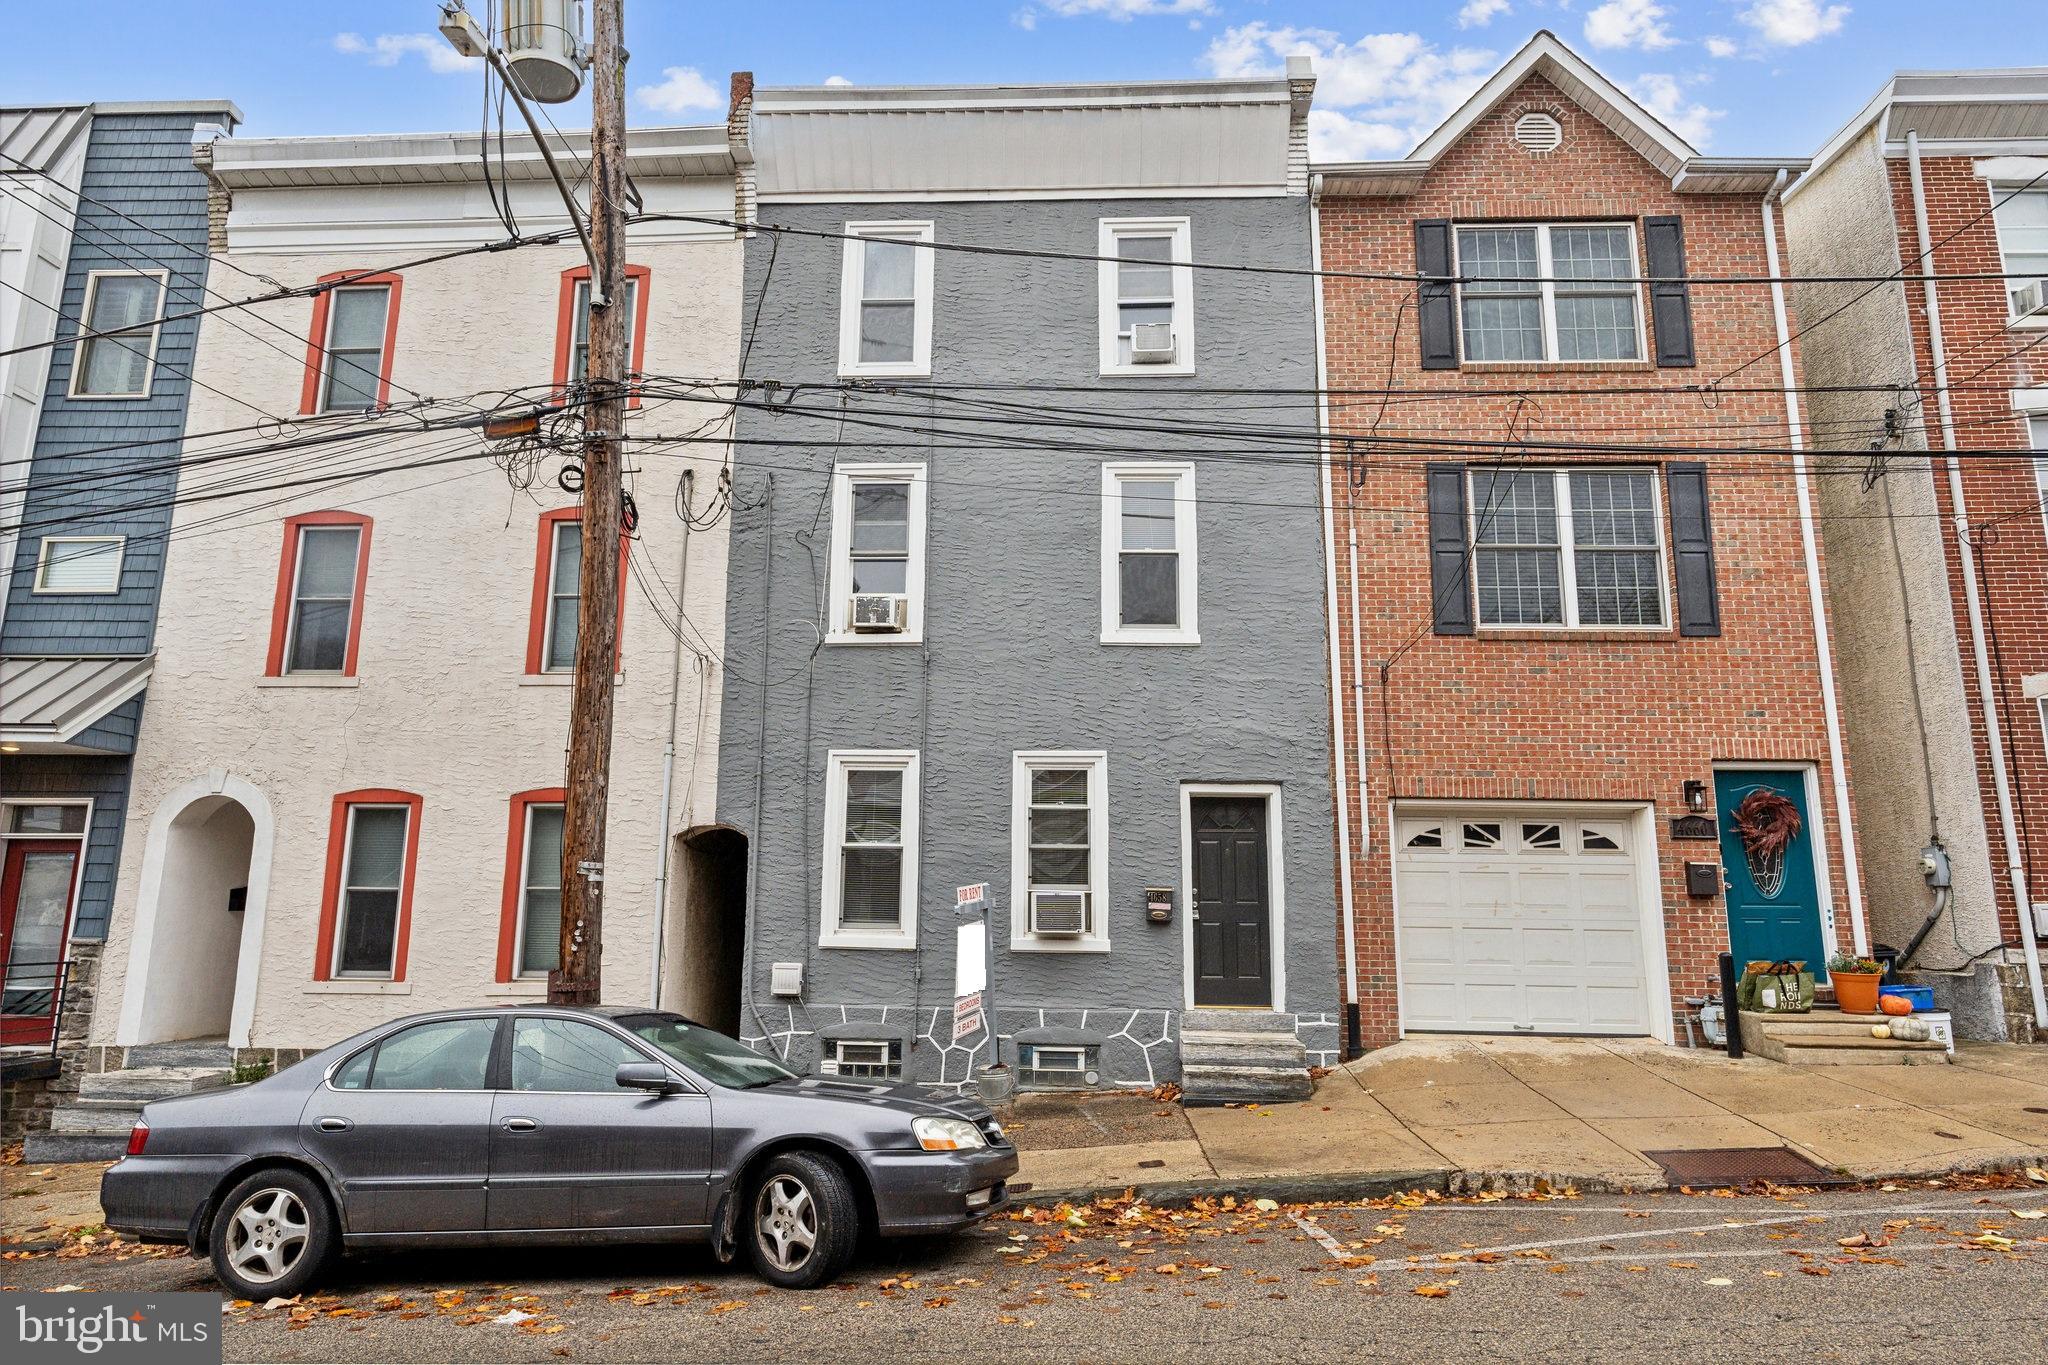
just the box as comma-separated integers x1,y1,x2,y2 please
746,1151,858,1289
208,1168,336,1301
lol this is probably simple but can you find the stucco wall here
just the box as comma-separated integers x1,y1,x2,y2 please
1783,126,2002,969
91,231,740,1049
717,196,1340,1086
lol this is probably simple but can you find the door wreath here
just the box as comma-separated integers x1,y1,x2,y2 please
1732,788,1801,899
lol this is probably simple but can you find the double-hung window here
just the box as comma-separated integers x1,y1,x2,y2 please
838,222,933,377
1470,467,1667,629
514,801,565,977
2031,413,2048,552
540,519,580,672
1455,223,1643,362
1994,187,2048,324
32,536,124,593
70,270,166,397
276,516,368,675
325,798,418,979
826,464,927,642
1099,217,1194,375
1010,752,1109,951
821,751,920,949
312,280,397,412
1101,462,1197,644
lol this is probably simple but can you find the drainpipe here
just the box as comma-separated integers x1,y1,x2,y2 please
1904,132,2048,1029
1762,167,1870,959
1309,176,1362,1055
647,469,696,1009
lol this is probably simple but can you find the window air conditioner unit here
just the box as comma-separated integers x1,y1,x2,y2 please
1128,322,1177,364
2011,280,2048,321
1028,889,1088,937
849,593,908,633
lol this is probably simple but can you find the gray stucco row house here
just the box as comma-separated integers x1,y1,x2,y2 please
713,65,1340,1101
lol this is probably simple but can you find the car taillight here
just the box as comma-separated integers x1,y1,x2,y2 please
125,1120,149,1156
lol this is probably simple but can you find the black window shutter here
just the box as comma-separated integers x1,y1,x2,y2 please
1643,215,1695,368
1665,461,1720,636
1426,463,1474,635
1414,219,1458,371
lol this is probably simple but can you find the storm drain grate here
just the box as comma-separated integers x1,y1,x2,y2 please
1642,1147,1853,1189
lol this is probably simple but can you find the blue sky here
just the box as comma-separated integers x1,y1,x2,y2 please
9,1,2039,157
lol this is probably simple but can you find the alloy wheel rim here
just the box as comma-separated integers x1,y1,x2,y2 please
755,1175,818,1272
226,1188,309,1285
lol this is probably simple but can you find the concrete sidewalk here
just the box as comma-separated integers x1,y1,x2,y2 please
1009,1036,2048,1201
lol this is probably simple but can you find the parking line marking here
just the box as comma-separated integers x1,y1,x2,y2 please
1290,1212,1350,1260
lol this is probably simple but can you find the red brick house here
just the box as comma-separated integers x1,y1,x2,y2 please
1311,32,1867,1051
1784,69,2048,1043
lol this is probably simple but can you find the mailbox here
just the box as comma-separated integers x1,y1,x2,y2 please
1685,861,1722,898
1144,886,1174,925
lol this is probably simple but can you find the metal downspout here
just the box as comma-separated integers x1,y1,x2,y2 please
1309,177,1362,1050
648,470,696,1008
1905,133,2047,1028
1763,167,1870,958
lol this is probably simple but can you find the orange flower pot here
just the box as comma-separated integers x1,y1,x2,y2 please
1833,970,1884,1015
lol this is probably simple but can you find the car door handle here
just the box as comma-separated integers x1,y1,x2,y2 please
316,1117,352,1133
502,1117,539,1132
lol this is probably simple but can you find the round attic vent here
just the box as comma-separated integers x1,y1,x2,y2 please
1513,112,1563,153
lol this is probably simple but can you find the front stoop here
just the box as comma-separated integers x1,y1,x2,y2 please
23,1040,233,1163
1739,1008,1951,1066
1178,1011,1312,1105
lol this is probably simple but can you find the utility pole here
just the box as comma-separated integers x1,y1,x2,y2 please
553,0,628,1006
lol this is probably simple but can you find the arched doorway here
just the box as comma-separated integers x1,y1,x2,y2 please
117,772,272,1048
662,824,747,1036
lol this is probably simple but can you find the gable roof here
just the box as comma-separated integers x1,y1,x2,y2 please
1316,30,1804,198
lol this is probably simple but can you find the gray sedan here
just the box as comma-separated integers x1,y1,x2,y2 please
99,1006,1017,1296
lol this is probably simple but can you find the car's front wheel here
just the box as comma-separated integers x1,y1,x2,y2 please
746,1150,859,1289
208,1168,336,1301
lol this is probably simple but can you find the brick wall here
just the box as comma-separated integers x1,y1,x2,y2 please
1883,154,2048,948
1318,75,1860,1046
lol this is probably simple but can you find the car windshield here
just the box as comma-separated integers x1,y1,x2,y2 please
615,1012,797,1090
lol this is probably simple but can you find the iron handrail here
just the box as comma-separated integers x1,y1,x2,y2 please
1,956,74,1060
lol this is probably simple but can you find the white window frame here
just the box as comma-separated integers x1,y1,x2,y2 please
837,221,934,378
281,523,362,674
513,800,565,980
68,269,168,399
1098,217,1195,377
1991,184,2048,329
569,275,640,380
31,535,125,594
1451,222,1648,364
1009,751,1110,953
331,802,412,980
825,463,928,644
318,283,394,414
821,1037,903,1079
540,519,579,673
820,749,920,951
2028,411,2048,551
1100,462,1199,645
1469,466,1671,632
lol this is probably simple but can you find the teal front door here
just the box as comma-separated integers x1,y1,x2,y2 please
1715,770,1830,981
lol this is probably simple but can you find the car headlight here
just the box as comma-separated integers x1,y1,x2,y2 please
912,1117,987,1152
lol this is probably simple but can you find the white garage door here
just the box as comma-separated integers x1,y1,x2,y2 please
1395,810,1651,1035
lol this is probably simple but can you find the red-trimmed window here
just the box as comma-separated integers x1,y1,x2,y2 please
552,264,650,406
524,507,628,674
313,789,423,982
497,787,567,982
301,272,403,414
267,511,372,677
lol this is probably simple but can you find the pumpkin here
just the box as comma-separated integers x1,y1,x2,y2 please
1870,1024,1891,1039
1879,994,1914,1017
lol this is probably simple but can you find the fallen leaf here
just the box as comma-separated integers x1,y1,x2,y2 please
1704,1278,1733,1287
1412,1285,1451,1298
1666,1261,1699,1270
2011,1209,2044,1220
1252,1199,1279,1212
491,1309,536,1326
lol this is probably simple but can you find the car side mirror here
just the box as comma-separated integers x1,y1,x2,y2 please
615,1062,680,1094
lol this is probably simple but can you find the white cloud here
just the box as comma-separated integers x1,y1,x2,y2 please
635,65,722,114
1458,0,1511,29
1629,72,1724,148
1308,109,1412,161
1582,0,1676,51
1042,0,1215,16
1704,35,1740,58
1012,8,1038,30
823,75,853,87
1739,0,1850,46
332,32,479,75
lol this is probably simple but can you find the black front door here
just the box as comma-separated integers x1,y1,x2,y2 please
1191,796,1272,1007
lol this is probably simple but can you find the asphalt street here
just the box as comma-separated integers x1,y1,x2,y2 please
5,1182,2044,1362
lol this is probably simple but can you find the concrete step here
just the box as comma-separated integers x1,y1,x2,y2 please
50,1098,144,1134
123,1039,231,1069
1180,1009,1295,1035
1180,1063,1314,1107
1178,1031,1310,1069
1779,1044,1952,1067
1739,1009,1950,1065
22,1130,129,1163
78,1065,230,1102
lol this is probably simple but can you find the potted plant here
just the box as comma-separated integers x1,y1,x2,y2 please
1828,953,1885,1014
